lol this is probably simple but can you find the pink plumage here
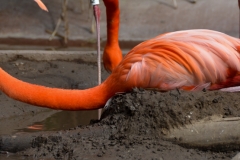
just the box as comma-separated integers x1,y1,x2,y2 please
116,30,240,92
0,29,240,111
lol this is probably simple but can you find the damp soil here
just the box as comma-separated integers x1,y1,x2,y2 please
16,90,240,159
0,59,240,159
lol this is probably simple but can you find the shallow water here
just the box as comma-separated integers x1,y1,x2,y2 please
18,110,98,133
0,154,24,160
0,54,108,136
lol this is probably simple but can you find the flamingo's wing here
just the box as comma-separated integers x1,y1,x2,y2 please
116,30,240,91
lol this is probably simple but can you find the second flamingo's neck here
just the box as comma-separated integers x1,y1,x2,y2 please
0,68,118,110
103,0,120,45
103,0,122,72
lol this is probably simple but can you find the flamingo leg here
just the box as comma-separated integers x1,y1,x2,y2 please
92,0,102,120
48,0,69,45
172,0,177,8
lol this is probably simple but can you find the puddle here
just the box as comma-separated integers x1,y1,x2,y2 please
164,115,240,151
0,154,26,160
0,54,109,136
18,110,98,133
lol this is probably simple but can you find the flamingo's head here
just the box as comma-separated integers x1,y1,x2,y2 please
103,44,122,73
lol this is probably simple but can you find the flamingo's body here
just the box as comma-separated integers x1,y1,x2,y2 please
0,30,240,110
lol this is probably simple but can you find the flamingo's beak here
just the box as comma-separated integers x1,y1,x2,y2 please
34,0,48,12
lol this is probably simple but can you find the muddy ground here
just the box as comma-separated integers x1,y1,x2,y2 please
19,89,240,160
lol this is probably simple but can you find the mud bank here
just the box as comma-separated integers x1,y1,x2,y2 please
1,88,240,159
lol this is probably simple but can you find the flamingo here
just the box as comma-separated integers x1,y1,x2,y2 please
33,0,199,73
0,29,240,111
33,0,116,117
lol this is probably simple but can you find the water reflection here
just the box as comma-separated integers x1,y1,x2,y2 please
18,110,98,133
0,154,26,160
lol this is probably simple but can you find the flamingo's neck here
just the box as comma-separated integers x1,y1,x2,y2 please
103,0,120,45
0,68,118,110
102,0,122,72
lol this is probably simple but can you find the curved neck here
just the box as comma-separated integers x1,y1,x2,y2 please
103,0,120,46
0,68,117,110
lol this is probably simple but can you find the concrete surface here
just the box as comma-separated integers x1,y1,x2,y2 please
166,115,240,150
0,0,238,48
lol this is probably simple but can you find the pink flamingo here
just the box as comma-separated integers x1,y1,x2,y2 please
0,30,239,111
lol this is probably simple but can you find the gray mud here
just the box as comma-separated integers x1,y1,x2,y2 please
8,86,240,159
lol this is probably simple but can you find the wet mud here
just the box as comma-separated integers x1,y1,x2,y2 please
14,89,240,160
0,58,239,159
